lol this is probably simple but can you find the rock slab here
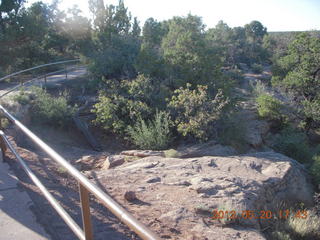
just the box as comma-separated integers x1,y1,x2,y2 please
94,151,313,240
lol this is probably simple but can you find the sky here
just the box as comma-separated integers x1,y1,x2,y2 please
27,0,320,32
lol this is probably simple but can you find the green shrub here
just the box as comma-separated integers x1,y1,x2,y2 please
252,63,263,74
12,90,31,105
311,155,320,186
302,99,320,128
123,74,170,109
250,80,267,97
168,84,229,141
0,118,10,129
164,149,180,158
127,111,171,150
272,128,312,163
224,69,244,85
92,93,151,134
218,112,249,153
257,94,284,121
30,87,76,128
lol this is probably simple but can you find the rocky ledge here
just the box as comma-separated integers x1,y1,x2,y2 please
92,151,314,240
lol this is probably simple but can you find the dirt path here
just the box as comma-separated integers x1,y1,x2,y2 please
4,134,139,240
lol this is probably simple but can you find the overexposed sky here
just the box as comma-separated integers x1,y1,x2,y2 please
27,0,320,32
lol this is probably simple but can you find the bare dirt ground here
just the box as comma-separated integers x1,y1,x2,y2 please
4,130,141,240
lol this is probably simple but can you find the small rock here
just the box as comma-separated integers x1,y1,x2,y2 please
144,161,160,169
102,155,125,169
124,191,137,202
146,177,161,183
168,181,191,186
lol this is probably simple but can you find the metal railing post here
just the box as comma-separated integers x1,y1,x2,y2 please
65,64,68,79
44,74,47,90
79,184,93,240
0,121,6,161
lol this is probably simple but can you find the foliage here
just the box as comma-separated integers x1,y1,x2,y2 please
257,94,284,122
224,68,244,85
272,33,320,132
271,209,320,240
123,74,169,109
302,99,320,130
251,63,263,74
311,155,320,186
161,15,224,89
127,111,171,150
87,0,141,80
206,20,269,68
0,117,10,129
272,127,312,163
164,149,180,158
250,80,267,97
0,0,89,75
12,89,30,105
287,209,320,239
30,87,76,128
218,111,249,153
92,93,151,134
168,84,229,141
135,18,166,78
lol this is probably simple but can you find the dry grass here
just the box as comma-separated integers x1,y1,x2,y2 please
271,208,320,240
287,209,320,238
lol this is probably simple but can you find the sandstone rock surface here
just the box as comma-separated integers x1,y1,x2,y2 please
93,152,313,240
120,150,165,158
177,140,237,157
102,155,125,169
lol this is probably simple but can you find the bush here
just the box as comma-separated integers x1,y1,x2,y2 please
287,209,320,239
218,112,249,153
257,94,284,122
12,89,31,105
272,128,312,163
92,93,151,134
302,99,320,130
224,69,244,85
250,80,267,97
123,74,170,109
30,87,76,128
252,63,263,74
168,84,229,141
271,209,320,240
164,149,180,158
311,155,320,186
127,111,171,150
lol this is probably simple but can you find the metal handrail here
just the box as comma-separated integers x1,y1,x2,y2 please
0,64,86,98
0,59,80,82
0,131,86,240
0,104,160,240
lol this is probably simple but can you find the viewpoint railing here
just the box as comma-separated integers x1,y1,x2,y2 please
0,59,83,98
0,62,160,240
